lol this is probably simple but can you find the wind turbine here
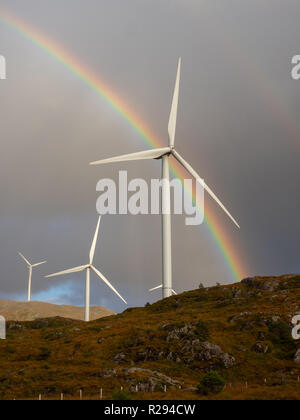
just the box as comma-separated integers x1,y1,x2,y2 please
149,285,177,295
18,253,47,302
45,216,127,322
90,58,240,299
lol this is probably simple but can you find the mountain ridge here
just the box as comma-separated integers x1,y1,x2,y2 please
0,299,115,321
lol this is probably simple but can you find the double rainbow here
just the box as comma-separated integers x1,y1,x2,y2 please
0,9,247,282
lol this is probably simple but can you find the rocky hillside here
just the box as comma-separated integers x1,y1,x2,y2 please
0,300,115,321
0,275,299,400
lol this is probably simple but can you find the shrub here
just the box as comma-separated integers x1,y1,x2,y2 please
197,371,226,395
194,320,210,341
111,390,132,400
268,320,296,359
154,382,165,392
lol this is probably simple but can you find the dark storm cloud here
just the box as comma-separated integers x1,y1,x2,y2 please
0,0,300,312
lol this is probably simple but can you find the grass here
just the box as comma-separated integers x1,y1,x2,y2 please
0,274,299,400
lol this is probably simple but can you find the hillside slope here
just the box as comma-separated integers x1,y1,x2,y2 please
0,300,115,321
0,275,299,400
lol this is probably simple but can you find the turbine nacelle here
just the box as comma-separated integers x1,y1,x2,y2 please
90,145,240,229
18,253,47,302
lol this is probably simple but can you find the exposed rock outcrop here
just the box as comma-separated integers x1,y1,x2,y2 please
195,342,236,368
241,277,279,292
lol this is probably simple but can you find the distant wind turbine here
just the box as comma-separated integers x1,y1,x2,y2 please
45,216,127,322
149,285,177,295
18,253,47,302
90,58,240,300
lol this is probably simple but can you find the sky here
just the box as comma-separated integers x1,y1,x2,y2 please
0,0,300,313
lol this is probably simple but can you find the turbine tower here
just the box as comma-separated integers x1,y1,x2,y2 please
90,59,240,299
45,216,127,322
18,253,47,302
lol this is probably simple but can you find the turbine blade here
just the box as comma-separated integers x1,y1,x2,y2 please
32,261,47,268
91,266,127,304
45,265,88,278
90,148,171,166
149,285,162,292
172,150,240,229
18,252,31,266
89,216,101,265
168,58,181,148
172,289,177,295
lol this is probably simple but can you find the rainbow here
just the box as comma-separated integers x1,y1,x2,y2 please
0,9,247,282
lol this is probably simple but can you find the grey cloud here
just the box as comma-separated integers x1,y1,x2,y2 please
0,0,299,312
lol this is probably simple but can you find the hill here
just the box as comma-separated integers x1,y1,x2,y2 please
0,275,299,400
0,300,115,321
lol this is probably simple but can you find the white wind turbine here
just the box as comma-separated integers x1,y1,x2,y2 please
149,285,177,295
90,58,240,299
45,216,127,322
18,253,47,302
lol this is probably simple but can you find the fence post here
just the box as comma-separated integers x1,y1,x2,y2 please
61,393,64,401
100,388,103,400
80,389,82,400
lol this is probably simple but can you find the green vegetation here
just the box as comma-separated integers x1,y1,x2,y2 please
197,371,226,395
268,320,296,360
194,320,210,341
111,390,132,400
